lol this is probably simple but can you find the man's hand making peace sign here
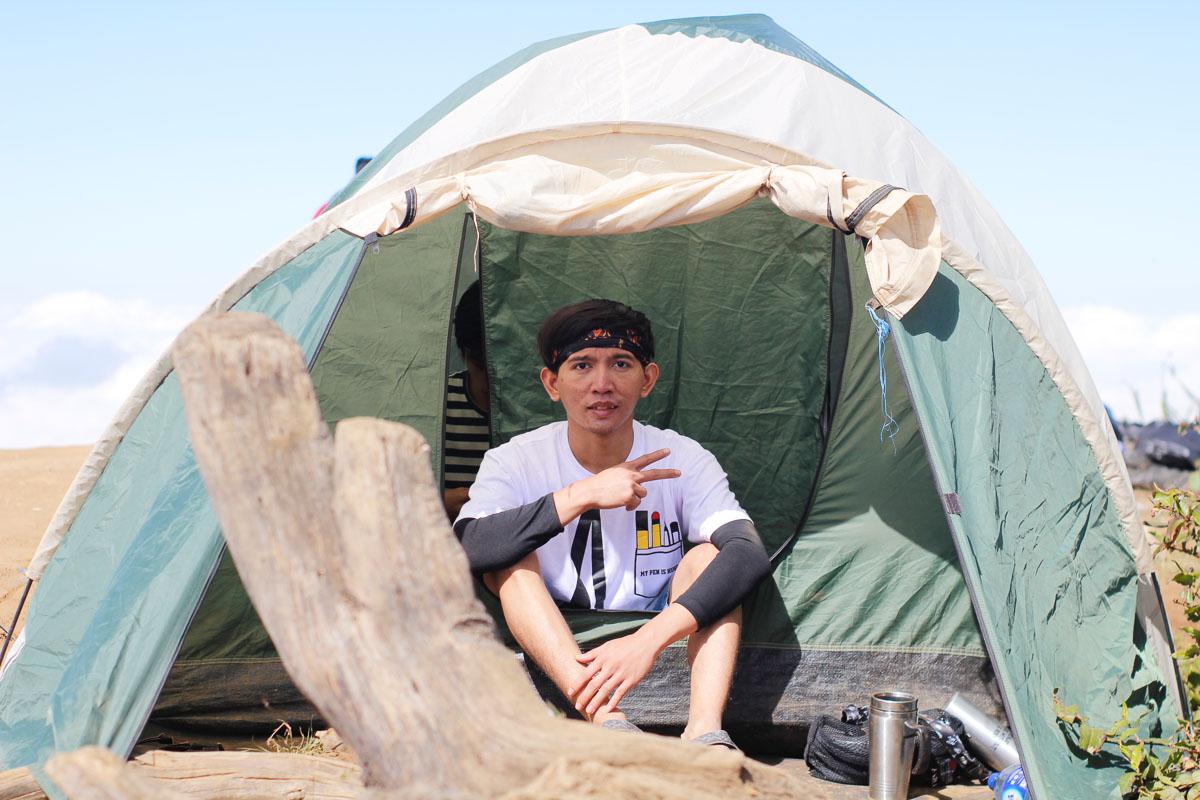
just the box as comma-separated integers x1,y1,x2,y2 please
552,448,680,525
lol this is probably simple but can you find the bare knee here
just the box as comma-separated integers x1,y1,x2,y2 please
670,543,719,600
483,549,542,595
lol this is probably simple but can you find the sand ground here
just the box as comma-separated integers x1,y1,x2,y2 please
0,445,90,636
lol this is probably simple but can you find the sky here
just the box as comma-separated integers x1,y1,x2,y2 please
1,1,1198,446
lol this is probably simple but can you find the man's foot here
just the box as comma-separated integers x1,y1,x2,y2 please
681,720,723,741
600,718,644,733
684,729,739,750
590,707,628,726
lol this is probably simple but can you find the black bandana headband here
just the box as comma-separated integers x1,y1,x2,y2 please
549,327,651,371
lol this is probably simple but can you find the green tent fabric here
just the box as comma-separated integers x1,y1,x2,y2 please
0,15,1179,800
153,215,465,732
743,242,980,656
892,266,1175,798
469,208,996,755
1,199,1176,800
0,231,363,768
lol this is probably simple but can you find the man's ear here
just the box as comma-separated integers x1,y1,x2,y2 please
640,362,660,398
540,366,561,402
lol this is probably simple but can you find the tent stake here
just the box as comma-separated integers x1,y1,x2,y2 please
0,577,32,667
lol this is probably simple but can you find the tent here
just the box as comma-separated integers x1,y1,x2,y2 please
0,14,1181,799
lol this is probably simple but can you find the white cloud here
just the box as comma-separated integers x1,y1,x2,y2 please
0,292,197,448
1063,305,1200,423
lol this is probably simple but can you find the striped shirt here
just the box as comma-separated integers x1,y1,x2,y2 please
444,371,491,488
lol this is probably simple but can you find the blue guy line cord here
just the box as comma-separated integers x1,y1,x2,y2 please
866,302,899,452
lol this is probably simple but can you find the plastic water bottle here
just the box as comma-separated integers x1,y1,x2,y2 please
987,765,1028,800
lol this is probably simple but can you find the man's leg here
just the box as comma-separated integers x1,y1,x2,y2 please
483,552,625,724
669,543,741,739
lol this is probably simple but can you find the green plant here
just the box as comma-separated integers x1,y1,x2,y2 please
1052,694,1185,798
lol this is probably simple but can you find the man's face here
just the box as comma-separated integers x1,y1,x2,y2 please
540,347,660,437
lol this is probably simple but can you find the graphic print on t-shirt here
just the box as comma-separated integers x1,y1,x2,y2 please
567,510,606,609
634,509,683,599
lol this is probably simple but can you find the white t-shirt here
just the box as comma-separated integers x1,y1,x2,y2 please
457,420,750,611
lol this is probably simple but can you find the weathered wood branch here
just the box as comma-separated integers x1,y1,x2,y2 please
172,311,804,799
0,765,45,800
44,747,180,800
130,750,361,799
11,749,362,800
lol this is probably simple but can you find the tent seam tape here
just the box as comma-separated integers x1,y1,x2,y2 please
739,642,988,657
171,657,290,667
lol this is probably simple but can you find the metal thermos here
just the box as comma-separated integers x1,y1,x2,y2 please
945,692,1020,771
868,691,919,800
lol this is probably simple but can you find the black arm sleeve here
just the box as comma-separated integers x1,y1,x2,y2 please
452,493,563,574
673,519,771,629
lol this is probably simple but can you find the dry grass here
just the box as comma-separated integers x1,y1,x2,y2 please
261,722,327,756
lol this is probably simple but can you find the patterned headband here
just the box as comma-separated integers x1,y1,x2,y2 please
549,326,651,371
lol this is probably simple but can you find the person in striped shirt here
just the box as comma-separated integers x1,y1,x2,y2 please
443,281,491,519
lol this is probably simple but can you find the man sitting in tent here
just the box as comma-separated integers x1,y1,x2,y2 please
454,299,770,747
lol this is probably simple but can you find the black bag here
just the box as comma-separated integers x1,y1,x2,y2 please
804,713,869,784
805,704,988,787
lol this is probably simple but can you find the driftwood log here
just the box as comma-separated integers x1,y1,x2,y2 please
43,747,181,800
0,765,44,800
127,750,361,799
160,311,803,799
3,749,361,800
